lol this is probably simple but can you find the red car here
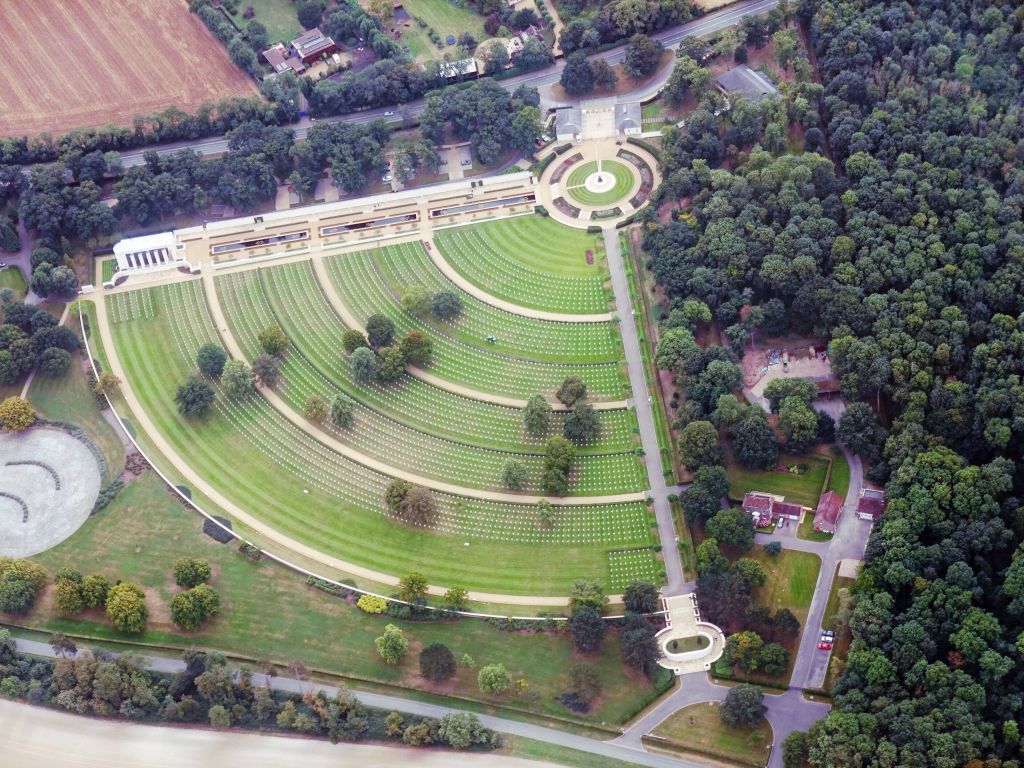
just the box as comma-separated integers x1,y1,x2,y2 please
818,642,833,651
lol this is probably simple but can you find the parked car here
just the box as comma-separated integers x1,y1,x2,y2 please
821,629,835,637
818,642,832,651
382,174,393,182
820,635,833,643
383,110,396,117
0,261,6,268
460,159,471,166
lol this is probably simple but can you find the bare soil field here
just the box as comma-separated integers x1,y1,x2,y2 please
0,0,260,139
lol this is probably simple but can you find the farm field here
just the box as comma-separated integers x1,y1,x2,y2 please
24,472,670,726
106,281,654,595
0,0,260,138
434,217,611,314
325,245,626,400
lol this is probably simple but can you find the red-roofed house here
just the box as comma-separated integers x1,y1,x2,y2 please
813,491,843,534
774,501,803,521
742,492,775,527
291,28,338,64
857,489,886,522
262,43,306,75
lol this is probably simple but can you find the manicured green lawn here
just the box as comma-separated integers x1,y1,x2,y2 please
0,265,26,298
398,0,490,61
217,261,639,495
24,471,665,726
434,217,611,314
650,702,773,767
826,447,850,498
106,281,651,595
565,160,634,207
325,245,626,399
727,452,829,509
748,545,820,627
797,511,833,542
226,0,301,45
27,352,125,484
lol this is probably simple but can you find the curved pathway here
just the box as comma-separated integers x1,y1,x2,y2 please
421,231,615,323
90,294,621,606
309,254,626,411
202,270,643,506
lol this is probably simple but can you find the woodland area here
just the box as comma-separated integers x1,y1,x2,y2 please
645,0,1024,764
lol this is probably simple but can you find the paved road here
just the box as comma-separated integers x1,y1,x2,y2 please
603,227,686,594
0,698,557,768
114,0,779,168
12,637,704,768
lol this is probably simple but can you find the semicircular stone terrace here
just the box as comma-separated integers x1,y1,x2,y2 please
106,279,658,595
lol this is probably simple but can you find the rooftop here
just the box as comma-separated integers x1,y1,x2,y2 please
742,492,773,512
813,491,843,531
291,28,335,58
715,65,779,101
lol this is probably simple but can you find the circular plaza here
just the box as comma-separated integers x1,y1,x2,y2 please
537,139,661,228
0,427,102,557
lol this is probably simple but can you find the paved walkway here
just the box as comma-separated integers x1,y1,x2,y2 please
12,637,709,768
602,227,686,593
201,270,642,508
89,295,581,607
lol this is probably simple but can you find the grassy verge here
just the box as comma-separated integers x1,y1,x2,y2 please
0,265,27,298
647,702,773,767
500,735,644,768
620,231,675,483
821,563,857,693
797,511,832,543
19,470,667,727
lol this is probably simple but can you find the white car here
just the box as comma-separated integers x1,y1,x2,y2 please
383,110,396,117
382,174,393,182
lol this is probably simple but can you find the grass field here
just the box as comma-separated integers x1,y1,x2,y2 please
23,472,667,725
326,244,626,400
821,565,857,692
0,0,259,138
376,241,620,363
434,218,610,314
394,0,490,61
650,702,773,767
728,452,830,509
565,161,635,207
216,264,642,495
106,282,653,594
826,448,850,498
27,352,125,484
0,266,26,298
797,512,833,542
748,545,819,628
226,0,302,44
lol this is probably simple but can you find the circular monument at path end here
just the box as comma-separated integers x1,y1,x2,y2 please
0,427,102,557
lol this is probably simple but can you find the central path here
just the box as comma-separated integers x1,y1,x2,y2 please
602,227,687,593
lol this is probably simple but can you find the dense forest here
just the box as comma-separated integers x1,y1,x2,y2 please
645,0,1024,764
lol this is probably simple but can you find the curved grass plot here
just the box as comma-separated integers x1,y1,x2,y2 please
326,249,625,400
218,268,643,496
433,217,609,314
565,160,635,207
107,282,653,594
377,241,619,363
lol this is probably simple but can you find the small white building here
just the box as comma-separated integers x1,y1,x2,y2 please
113,232,183,274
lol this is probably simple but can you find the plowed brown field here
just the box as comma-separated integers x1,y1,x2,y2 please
0,0,261,139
